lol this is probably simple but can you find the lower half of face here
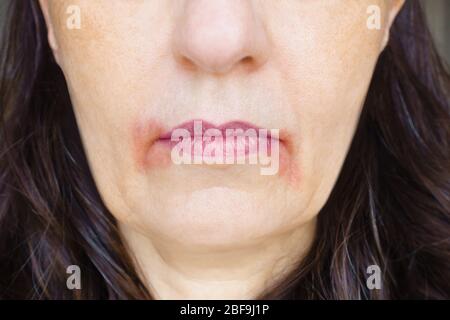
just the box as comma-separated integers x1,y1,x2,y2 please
49,0,389,248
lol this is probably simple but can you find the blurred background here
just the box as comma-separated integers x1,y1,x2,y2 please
0,0,449,63
424,0,450,63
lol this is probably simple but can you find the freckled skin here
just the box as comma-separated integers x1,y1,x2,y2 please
39,0,404,249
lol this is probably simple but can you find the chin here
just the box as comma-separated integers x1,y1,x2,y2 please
134,188,284,248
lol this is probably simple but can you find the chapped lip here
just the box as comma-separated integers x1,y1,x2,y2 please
154,119,285,159
132,118,300,186
158,119,283,142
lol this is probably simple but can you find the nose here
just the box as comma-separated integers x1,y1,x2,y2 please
173,0,270,74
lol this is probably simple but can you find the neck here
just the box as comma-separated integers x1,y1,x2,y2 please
119,221,316,299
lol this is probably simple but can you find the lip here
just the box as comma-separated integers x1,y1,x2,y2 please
132,118,299,184
158,120,280,141
156,119,281,158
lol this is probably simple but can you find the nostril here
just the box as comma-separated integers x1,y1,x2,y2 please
177,53,257,74
239,56,264,73
178,55,198,71
241,56,253,64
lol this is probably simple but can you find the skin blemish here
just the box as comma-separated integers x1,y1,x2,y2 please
132,119,301,188
278,133,302,189
131,118,172,172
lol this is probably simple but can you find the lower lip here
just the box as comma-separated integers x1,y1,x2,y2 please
156,134,276,158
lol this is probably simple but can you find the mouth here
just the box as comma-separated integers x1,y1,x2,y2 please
132,117,298,182
156,119,282,159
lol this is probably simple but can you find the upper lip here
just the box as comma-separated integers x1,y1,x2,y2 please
159,120,282,141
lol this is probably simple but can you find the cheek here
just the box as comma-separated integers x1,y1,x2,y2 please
280,11,384,121
272,0,386,87
271,4,386,195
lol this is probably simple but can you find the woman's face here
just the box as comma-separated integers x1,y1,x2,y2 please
40,0,401,248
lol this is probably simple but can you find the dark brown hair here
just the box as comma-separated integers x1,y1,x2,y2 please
1,0,449,299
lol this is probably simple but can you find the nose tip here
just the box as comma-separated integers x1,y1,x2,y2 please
173,0,270,74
